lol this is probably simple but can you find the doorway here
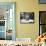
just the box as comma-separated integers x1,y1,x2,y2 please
39,11,46,35
0,2,16,40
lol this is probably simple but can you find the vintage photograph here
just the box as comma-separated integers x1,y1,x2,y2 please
20,12,34,24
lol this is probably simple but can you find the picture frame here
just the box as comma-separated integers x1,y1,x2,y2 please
39,0,46,4
20,12,34,24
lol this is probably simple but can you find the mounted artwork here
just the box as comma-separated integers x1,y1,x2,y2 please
20,12,34,24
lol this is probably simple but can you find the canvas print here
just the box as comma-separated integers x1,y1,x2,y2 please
20,12,34,24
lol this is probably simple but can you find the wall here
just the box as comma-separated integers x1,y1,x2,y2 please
16,0,39,40
0,0,46,40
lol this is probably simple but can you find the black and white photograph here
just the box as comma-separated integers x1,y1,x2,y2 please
20,12,34,24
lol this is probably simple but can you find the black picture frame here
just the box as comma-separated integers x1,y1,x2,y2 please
20,12,34,24
39,0,46,4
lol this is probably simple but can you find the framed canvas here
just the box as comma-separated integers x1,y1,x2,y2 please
0,2,16,40
20,12,34,24
39,0,46,4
